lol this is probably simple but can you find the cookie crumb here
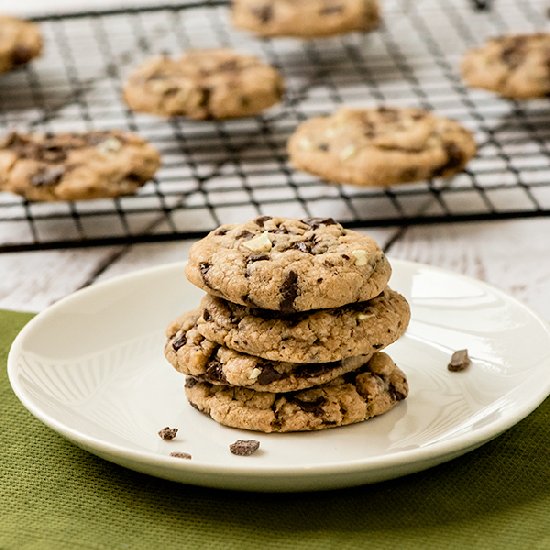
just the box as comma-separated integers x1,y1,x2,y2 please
170,451,192,460
158,427,178,440
448,349,471,372
230,439,260,456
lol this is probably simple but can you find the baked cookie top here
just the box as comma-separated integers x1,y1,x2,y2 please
0,131,160,201
166,309,375,393
288,107,476,187
185,352,408,433
123,49,284,119
0,16,42,74
196,288,410,364
461,33,550,99
231,0,381,38
185,216,391,312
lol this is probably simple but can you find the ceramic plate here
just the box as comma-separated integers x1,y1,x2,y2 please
8,260,550,492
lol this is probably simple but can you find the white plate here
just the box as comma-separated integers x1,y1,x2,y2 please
8,260,550,492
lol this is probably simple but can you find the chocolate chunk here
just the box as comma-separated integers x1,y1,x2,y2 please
302,217,338,229
171,332,187,352
432,142,464,177
158,427,178,440
288,396,327,416
293,241,312,254
11,45,34,67
251,5,273,23
279,270,299,311
320,4,344,16
205,360,228,383
254,215,273,227
170,451,192,460
256,362,285,385
229,439,260,456
247,253,269,262
236,230,253,240
30,166,66,187
448,349,471,372
199,263,211,285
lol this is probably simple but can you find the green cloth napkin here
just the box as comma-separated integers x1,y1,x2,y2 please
1,309,549,550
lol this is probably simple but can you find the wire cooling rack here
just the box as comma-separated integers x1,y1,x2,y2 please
0,0,548,252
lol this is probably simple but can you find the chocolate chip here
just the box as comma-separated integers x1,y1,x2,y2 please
251,5,273,23
202,308,211,321
172,332,187,352
158,427,178,440
229,439,260,456
341,253,350,260
241,294,257,307
218,60,240,72
254,215,273,227
170,451,192,460
279,270,299,312
185,377,199,388
214,228,228,236
302,217,338,228
501,36,527,68
373,343,383,349
448,349,471,372
30,166,66,187
400,167,420,181
256,362,285,385
318,143,330,152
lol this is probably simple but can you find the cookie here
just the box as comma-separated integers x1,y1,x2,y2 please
123,49,284,119
0,131,160,201
185,217,391,312
231,0,381,38
0,16,42,74
461,33,550,99
288,107,476,187
196,288,410,364
185,352,408,433
165,309,375,393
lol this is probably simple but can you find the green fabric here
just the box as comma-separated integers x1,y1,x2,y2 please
1,309,549,550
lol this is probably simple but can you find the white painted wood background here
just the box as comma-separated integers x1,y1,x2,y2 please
3,218,550,321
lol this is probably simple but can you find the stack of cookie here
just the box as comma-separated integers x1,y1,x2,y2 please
165,216,411,433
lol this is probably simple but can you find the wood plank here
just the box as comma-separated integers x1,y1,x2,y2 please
388,218,550,320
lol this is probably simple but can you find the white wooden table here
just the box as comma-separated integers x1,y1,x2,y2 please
3,218,550,321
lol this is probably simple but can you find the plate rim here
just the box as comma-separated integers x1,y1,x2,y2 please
7,259,550,480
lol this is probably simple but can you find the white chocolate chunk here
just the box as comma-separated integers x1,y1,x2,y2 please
249,367,261,380
339,144,357,160
97,137,122,154
351,249,368,266
243,231,272,253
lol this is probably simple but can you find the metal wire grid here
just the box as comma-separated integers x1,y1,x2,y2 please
0,0,548,252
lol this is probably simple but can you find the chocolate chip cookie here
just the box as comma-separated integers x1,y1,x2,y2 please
185,217,391,312
288,107,476,187
231,0,381,38
461,33,550,99
0,131,160,201
166,309,375,392
123,49,284,119
196,288,410,364
0,16,42,74
185,352,408,432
